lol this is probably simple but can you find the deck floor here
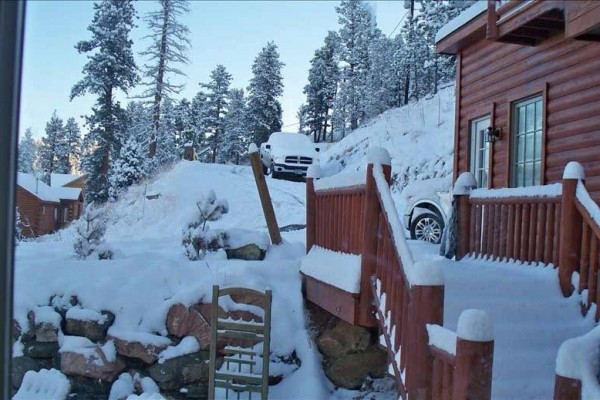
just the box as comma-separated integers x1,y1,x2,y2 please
409,241,595,400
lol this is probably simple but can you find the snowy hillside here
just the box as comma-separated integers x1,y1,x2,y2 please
320,83,455,193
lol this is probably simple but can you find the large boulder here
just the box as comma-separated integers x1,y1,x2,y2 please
108,329,171,364
325,347,388,390
147,351,211,391
29,306,62,343
225,244,265,261
166,305,212,350
317,320,371,360
65,307,114,342
23,340,59,359
223,229,269,261
60,337,125,382
11,356,41,389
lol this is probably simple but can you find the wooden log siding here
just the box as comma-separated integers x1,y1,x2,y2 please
455,31,600,199
465,195,561,264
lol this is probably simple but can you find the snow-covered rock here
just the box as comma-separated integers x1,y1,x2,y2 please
13,368,70,400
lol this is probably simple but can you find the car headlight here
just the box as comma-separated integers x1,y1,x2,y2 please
273,156,285,163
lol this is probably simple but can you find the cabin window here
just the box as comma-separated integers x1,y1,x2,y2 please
469,115,491,188
512,95,543,187
42,206,45,215
63,207,69,223
54,208,58,221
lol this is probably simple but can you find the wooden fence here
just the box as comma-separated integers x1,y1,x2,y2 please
305,149,494,400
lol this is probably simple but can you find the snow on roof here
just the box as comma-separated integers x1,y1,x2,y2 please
18,173,81,202
50,173,82,188
435,1,487,43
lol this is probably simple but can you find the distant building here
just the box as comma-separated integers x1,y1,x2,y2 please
17,173,86,237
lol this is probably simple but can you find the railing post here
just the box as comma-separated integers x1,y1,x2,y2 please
306,164,320,254
453,310,494,400
358,148,391,327
454,172,477,260
559,162,585,297
555,336,583,400
554,375,581,400
407,284,444,400
487,0,499,40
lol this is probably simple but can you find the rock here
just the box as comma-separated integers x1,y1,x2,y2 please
23,340,59,359
317,320,371,360
325,347,388,389
12,320,21,341
147,351,211,391
110,334,171,364
181,383,208,398
61,344,126,382
66,309,114,342
68,376,112,397
11,356,41,389
29,307,62,343
193,303,226,322
167,304,213,350
225,244,266,261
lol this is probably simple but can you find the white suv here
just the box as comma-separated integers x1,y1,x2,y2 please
260,132,321,179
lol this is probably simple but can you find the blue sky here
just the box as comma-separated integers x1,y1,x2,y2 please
20,0,407,139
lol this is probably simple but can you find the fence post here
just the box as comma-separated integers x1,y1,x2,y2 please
306,164,320,254
559,162,585,297
358,148,391,327
454,172,477,260
453,310,494,400
554,375,581,400
407,284,444,400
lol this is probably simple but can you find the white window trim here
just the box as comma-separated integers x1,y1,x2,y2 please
512,94,543,188
469,115,491,189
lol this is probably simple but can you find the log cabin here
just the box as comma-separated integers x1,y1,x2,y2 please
436,0,600,196
17,173,85,237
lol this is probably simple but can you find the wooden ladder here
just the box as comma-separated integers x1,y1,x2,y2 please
208,285,272,400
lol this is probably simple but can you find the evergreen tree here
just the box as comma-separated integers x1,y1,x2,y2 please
190,91,210,155
334,0,374,132
201,65,233,163
109,136,147,198
221,88,248,164
71,0,139,203
246,41,284,145
301,31,340,143
124,101,153,148
38,111,64,181
155,97,179,166
140,0,191,158
18,128,38,174
173,98,195,154
364,32,397,119
61,118,82,174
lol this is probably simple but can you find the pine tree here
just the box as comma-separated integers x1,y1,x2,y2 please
155,97,179,166
109,135,147,198
302,31,340,143
38,111,65,182
334,0,374,132
201,65,233,163
140,0,191,159
246,41,284,145
221,88,248,164
124,101,153,148
190,91,210,155
18,128,38,174
173,98,194,155
71,0,139,203
58,118,82,174
364,31,397,119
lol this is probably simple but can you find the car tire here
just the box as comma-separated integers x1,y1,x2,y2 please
410,212,444,244
272,171,280,180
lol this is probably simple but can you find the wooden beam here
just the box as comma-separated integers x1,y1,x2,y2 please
249,150,282,245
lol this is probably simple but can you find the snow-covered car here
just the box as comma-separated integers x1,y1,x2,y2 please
402,176,452,244
259,132,321,179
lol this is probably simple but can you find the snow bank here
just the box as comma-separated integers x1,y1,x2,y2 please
556,326,600,399
66,306,108,323
33,306,62,327
158,337,200,364
13,368,70,400
427,323,457,355
313,171,366,191
226,229,270,250
300,246,362,294
107,328,172,347
471,183,562,199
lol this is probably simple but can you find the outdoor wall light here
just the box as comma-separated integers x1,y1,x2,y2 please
486,126,502,143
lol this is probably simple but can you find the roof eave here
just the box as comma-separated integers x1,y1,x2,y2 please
436,13,488,55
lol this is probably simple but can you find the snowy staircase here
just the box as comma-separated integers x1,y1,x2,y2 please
410,241,595,400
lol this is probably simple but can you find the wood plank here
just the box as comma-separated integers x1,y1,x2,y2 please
580,224,591,292
507,204,515,260
215,372,262,385
535,203,545,262
302,273,358,325
528,203,537,262
217,320,265,334
544,203,554,264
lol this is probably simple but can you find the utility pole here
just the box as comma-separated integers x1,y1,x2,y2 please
404,0,415,105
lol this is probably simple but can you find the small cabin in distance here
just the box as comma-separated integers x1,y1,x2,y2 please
436,0,600,198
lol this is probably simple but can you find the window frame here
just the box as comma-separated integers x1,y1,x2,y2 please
468,114,492,189
510,93,544,188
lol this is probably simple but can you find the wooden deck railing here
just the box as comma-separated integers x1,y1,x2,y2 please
306,148,494,399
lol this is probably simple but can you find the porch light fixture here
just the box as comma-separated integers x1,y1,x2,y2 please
485,126,501,143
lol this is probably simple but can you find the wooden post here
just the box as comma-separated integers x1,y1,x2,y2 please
559,163,585,297
406,285,444,400
357,160,390,327
487,0,499,40
306,165,320,254
183,144,194,161
554,375,581,400
453,310,494,400
249,147,282,245
456,194,471,260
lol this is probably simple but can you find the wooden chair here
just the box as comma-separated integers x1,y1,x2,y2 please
208,285,272,400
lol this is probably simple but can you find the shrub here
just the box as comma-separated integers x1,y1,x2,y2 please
182,190,229,260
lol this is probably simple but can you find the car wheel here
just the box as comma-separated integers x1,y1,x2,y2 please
410,212,444,244
272,171,280,179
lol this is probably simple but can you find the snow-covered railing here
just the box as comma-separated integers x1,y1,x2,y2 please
554,325,600,400
427,310,494,400
454,173,563,266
